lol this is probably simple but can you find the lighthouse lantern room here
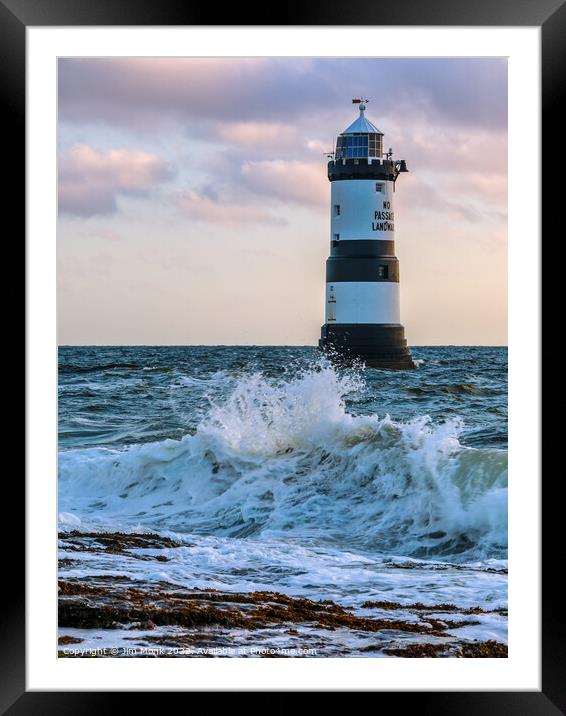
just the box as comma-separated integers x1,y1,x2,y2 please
319,99,415,370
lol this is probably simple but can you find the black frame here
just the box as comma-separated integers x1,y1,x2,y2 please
11,0,557,708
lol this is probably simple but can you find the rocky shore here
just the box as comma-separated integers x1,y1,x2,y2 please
58,530,507,658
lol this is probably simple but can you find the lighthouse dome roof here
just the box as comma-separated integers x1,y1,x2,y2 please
341,107,383,135
335,102,384,160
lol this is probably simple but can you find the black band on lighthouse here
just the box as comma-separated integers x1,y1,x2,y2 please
320,324,415,370
328,159,398,182
326,257,399,282
331,240,395,257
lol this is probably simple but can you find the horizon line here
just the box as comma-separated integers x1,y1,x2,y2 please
57,343,509,348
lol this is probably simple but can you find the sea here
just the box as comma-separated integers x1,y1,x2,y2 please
58,346,508,656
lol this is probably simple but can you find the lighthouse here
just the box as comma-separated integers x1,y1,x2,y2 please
319,99,415,370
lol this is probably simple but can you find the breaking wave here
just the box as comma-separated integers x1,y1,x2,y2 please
58,362,507,561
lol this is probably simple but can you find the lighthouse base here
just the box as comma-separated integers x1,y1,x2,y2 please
319,323,416,370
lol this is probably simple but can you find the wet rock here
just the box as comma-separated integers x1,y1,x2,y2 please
456,640,508,658
58,578,446,636
58,635,84,645
383,639,507,658
57,530,508,659
361,600,507,616
382,642,449,657
59,530,182,562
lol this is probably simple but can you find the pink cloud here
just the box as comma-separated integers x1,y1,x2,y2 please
240,160,327,207
59,144,174,217
177,189,286,226
397,172,506,224
390,124,507,176
59,58,507,133
217,121,298,148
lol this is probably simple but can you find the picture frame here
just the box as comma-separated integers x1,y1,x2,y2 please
13,0,555,706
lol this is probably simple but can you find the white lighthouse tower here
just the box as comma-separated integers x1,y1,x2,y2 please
319,99,415,370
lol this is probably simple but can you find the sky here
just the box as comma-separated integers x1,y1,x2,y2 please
57,57,507,346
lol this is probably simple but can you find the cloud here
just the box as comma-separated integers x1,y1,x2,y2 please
57,58,507,222
58,57,507,133
58,58,316,128
397,172,506,225
216,121,298,148
240,160,327,207
58,144,174,217
389,124,507,177
57,57,508,345
177,188,286,226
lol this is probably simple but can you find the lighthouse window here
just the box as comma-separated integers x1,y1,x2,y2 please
335,132,383,160
368,133,383,157
333,204,341,216
335,134,369,159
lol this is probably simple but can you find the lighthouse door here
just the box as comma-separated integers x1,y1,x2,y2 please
327,286,336,322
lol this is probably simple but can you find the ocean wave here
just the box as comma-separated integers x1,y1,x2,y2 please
406,383,490,396
58,361,507,561
59,362,142,374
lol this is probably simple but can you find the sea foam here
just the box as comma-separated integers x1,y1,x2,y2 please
59,361,507,561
